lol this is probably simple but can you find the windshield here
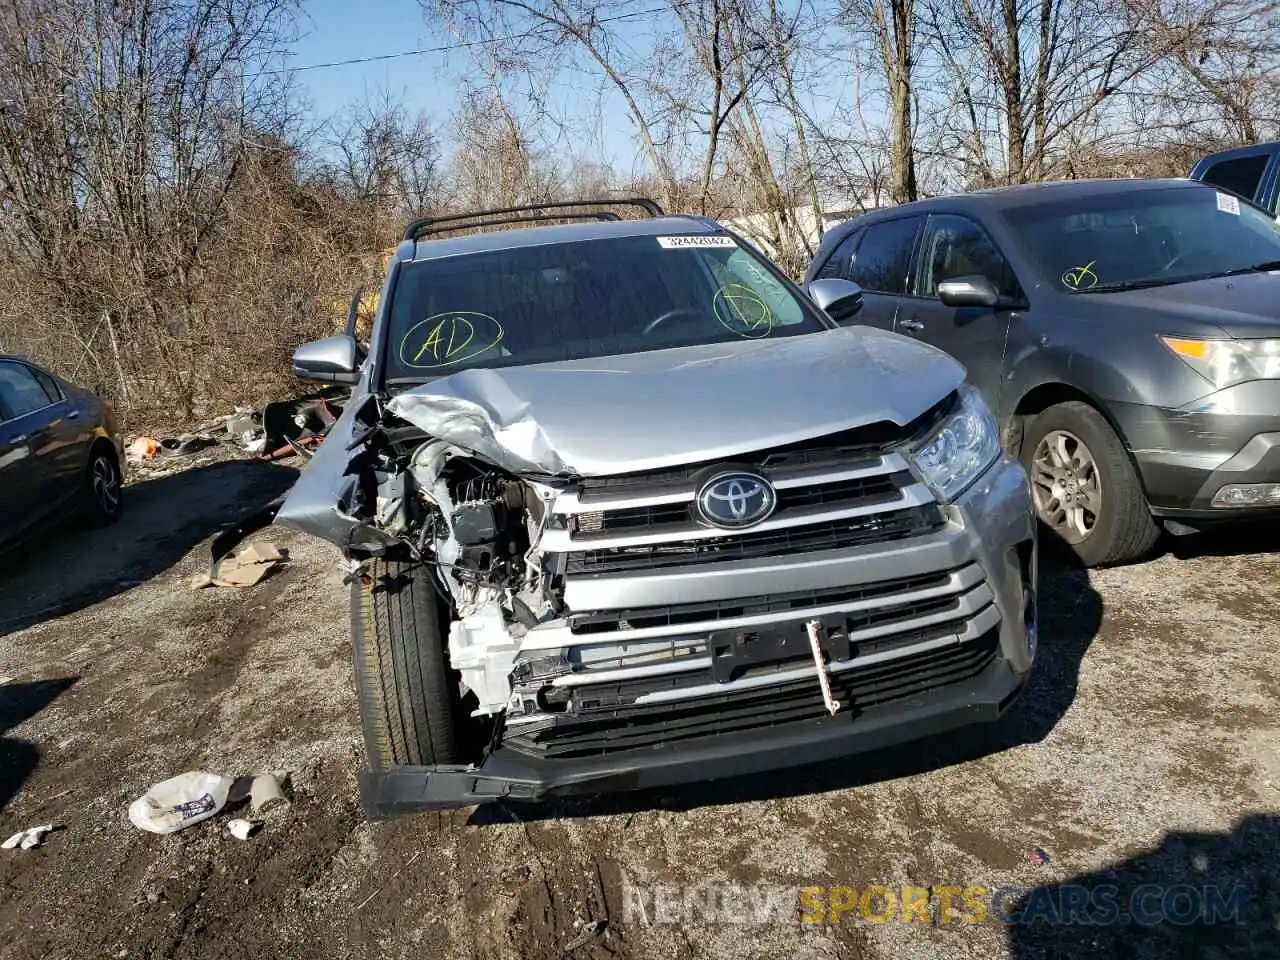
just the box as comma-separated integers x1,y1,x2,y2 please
381,233,826,382
1001,185,1280,293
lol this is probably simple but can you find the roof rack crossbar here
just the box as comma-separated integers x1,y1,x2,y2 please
412,211,621,238
403,197,664,241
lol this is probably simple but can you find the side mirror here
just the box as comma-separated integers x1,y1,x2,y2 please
937,275,1000,308
292,335,361,385
807,278,865,324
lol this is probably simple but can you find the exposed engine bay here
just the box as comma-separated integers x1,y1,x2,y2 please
350,411,566,719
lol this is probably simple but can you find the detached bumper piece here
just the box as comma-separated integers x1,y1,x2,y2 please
358,627,1028,817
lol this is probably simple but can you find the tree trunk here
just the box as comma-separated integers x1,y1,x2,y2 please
1001,0,1025,181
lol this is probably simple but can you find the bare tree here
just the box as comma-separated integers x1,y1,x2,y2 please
920,0,1170,184
423,0,679,206
845,0,919,201
1136,0,1280,145
762,0,826,233
328,90,442,216
0,0,300,415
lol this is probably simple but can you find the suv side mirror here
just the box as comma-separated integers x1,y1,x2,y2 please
292,335,361,385
807,278,864,324
937,275,1000,308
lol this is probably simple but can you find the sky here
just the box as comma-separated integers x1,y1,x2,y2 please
287,0,642,169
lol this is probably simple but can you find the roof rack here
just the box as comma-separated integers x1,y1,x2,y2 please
413,211,621,239
402,198,665,242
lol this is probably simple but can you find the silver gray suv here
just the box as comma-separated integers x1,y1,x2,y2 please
275,199,1038,817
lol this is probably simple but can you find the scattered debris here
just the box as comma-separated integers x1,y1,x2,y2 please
227,775,254,806
1027,846,1051,865
225,414,260,442
128,771,235,835
562,920,608,953
122,388,347,479
226,819,261,841
258,392,342,457
127,437,160,461
3,825,56,850
249,773,290,817
190,540,289,590
157,435,215,458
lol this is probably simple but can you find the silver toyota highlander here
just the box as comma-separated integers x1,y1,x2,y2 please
268,199,1038,817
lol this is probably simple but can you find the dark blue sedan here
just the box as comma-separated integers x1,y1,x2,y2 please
0,355,125,550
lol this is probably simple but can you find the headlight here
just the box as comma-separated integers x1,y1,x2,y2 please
908,385,1002,502
1161,337,1280,390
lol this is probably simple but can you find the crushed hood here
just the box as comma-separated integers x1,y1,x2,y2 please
386,327,965,476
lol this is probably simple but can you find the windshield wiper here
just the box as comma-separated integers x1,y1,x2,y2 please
1074,277,1188,293
1207,259,1280,279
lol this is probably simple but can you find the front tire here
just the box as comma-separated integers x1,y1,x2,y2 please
1020,401,1160,568
82,446,123,526
350,559,462,768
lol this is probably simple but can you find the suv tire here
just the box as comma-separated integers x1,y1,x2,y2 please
1020,401,1160,568
351,559,462,767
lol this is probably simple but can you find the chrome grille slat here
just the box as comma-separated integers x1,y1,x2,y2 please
560,505,946,575
543,483,935,552
554,454,911,515
531,577,993,651
568,563,983,635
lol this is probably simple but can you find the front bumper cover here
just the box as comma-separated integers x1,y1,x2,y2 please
1112,380,1280,519
358,651,1031,817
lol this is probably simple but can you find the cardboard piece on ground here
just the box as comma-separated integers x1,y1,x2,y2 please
191,540,288,589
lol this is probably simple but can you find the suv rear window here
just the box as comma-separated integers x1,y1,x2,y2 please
382,234,827,381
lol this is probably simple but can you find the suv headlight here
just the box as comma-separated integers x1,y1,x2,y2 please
1162,337,1280,390
908,385,1002,502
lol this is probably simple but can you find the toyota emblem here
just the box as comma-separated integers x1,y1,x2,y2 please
696,471,777,529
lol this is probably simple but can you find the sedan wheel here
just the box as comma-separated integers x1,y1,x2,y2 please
93,455,121,513
1029,429,1101,544
84,450,124,525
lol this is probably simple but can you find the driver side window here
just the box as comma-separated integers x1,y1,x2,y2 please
916,215,1020,300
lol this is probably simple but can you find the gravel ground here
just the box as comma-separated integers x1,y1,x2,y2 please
0,456,1276,960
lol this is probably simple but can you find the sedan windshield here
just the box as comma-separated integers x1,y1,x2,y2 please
381,233,826,382
1001,185,1280,293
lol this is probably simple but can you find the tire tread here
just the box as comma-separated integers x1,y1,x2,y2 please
1022,400,1161,568
350,559,460,769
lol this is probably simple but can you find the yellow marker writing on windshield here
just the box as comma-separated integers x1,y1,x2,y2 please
713,283,774,339
399,312,504,369
1061,261,1098,290
415,314,476,365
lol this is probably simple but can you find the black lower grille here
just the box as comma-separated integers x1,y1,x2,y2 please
564,504,946,574
502,630,1000,760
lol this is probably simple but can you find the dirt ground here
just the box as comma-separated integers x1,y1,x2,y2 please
0,454,1277,960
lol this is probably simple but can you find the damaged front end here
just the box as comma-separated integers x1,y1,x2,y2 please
271,331,1035,816
277,390,570,722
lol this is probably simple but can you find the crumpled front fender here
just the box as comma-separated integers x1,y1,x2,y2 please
274,394,368,549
